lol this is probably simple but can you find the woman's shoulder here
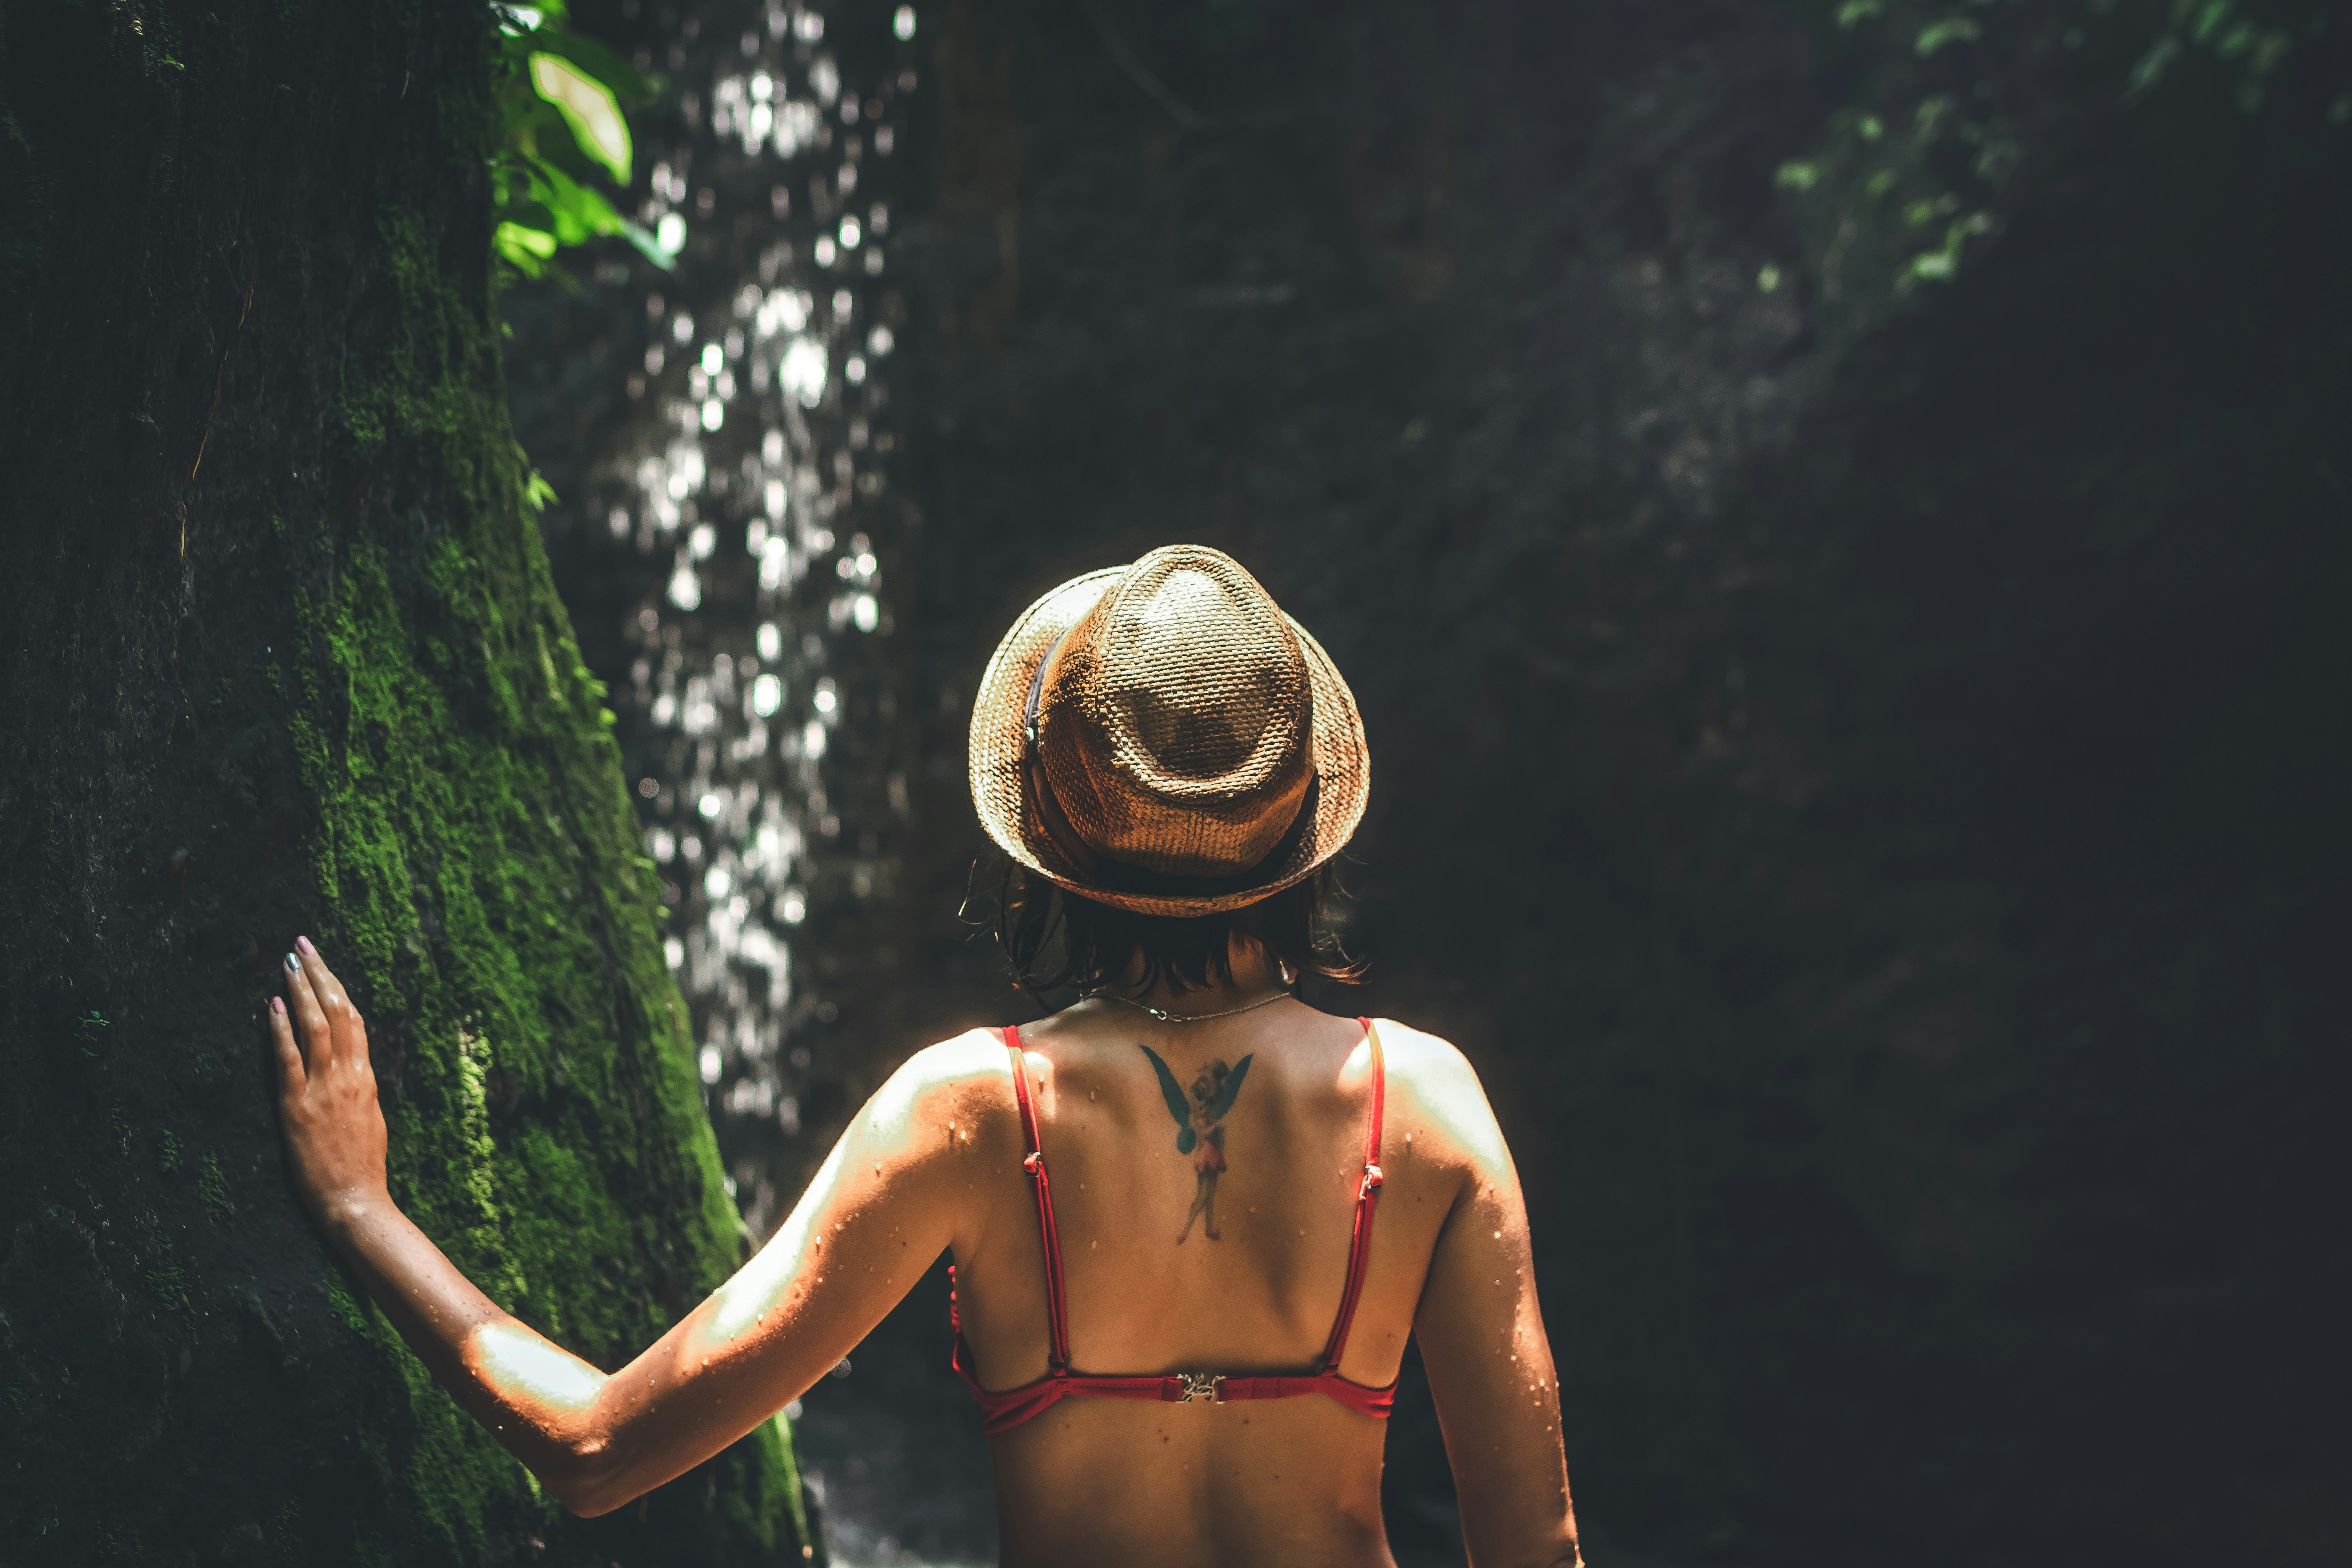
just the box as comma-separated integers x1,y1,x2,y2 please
1367,1017,1514,1181
858,1027,1026,1154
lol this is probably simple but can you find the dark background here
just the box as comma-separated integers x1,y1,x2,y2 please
506,1,2352,1563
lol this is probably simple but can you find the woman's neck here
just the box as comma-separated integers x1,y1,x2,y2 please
1100,938,1287,1017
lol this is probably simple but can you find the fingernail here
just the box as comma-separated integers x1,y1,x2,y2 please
272,996,286,1015
297,935,316,956
285,952,299,972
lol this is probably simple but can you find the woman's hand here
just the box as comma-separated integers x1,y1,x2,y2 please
270,936,390,1234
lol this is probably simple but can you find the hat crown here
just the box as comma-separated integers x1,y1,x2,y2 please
968,543,1368,916
1036,550,1314,877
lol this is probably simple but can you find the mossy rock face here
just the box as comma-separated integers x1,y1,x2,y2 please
0,3,815,1563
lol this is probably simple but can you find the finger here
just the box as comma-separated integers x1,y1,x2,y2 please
285,949,334,1073
268,995,307,1094
296,935,369,1071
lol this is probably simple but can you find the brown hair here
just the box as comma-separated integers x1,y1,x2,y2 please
986,857,1363,1003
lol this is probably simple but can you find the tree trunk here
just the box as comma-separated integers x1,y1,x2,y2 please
0,4,818,1564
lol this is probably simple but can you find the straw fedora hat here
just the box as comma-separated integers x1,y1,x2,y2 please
969,546,1369,918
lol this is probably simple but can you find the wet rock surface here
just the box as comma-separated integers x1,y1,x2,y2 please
1,4,813,1564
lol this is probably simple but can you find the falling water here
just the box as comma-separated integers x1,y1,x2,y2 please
563,5,940,1559
593,0,916,1243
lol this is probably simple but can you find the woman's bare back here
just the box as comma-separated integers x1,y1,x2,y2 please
942,998,1570,1567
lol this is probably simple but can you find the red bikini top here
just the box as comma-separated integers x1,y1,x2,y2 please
951,1018,1397,1435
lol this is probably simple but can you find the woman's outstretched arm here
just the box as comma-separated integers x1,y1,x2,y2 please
270,937,1004,1516
1405,1031,1583,1568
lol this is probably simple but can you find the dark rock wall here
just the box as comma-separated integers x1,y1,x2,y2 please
0,4,813,1564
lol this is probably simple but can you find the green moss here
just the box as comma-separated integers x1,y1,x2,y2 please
325,1272,369,1334
145,1262,188,1310
279,156,807,1568
156,1129,180,1174
753,1413,814,1553
197,1152,232,1222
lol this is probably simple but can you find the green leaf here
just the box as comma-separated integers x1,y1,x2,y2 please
522,156,675,271
495,2,575,34
1914,18,1982,56
529,25,656,105
524,154,623,244
2127,35,2181,98
1775,160,1822,192
1835,0,1884,28
619,221,680,272
530,51,630,182
494,221,558,276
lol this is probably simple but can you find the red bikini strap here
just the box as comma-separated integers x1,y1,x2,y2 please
1004,1025,1071,1372
1319,1018,1387,1374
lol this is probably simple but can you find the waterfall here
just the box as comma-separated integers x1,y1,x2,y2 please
597,0,920,1241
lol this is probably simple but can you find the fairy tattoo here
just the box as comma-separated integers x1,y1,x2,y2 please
1141,1045,1254,1243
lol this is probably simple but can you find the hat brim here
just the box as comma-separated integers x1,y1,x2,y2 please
968,566,1369,917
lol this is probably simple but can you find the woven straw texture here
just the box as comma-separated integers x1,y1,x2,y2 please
969,546,1369,916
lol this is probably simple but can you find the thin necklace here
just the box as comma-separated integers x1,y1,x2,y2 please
1087,987,1292,1024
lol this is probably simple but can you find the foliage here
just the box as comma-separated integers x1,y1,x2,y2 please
2125,0,2310,110
1775,0,2350,355
489,2,672,281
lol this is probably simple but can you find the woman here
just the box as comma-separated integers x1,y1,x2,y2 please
271,546,1582,1567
